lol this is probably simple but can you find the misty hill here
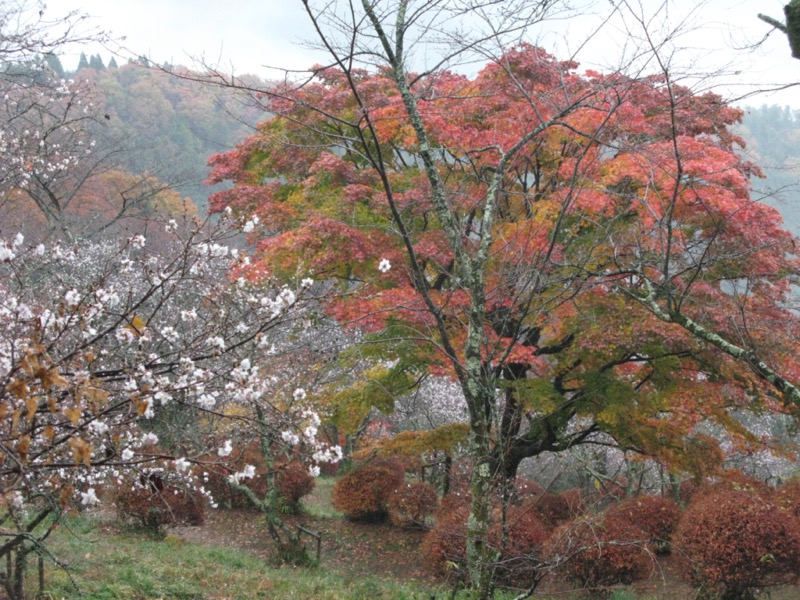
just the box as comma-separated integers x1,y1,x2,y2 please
739,105,800,237
66,54,266,211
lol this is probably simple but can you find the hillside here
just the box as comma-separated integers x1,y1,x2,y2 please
68,54,267,211
739,105,800,236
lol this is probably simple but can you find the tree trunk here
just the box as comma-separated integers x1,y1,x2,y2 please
466,422,495,599
13,548,24,600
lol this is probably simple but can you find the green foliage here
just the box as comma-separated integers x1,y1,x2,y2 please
509,378,564,413
67,57,265,210
366,423,469,458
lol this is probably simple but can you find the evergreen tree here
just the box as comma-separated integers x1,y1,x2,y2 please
108,57,118,69
77,52,89,71
89,54,105,70
44,53,65,78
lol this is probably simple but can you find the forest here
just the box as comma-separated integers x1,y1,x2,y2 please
1,1,800,600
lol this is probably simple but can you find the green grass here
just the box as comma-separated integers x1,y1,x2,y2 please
36,516,436,599
301,476,343,519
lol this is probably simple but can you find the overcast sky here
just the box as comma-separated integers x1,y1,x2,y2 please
47,0,800,108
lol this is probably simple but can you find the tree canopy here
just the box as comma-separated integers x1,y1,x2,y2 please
209,44,799,478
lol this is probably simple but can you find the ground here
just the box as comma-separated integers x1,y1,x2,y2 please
167,477,800,600
41,478,799,599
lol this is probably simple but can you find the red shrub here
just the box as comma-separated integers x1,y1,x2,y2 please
528,489,585,528
199,442,268,509
529,492,570,527
608,495,681,552
776,478,800,519
693,469,774,503
499,505,550,586
388,482,438,529
423,502,548,587
332,459,405,521
673,488,800,599
513,477,544,502
545,514,652,592
276,461,315,510
678,479,700,506
198,444,313,510
115,478,205,533
423,504,470,581
561,488,588,516
436,490,471,519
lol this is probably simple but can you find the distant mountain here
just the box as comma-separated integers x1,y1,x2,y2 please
738,105,800,237
71,57,268,211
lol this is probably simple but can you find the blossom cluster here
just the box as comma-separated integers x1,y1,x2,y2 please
0,219,338,516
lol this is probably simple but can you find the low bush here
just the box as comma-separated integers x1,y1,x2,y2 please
423,503,548,587
199,444,313,511
544,513,652,593
436,490,471,519
776,478,800,519
275,461,315,511
199,442,268,509
115,474,205,534
607,495,681,552
387,482,438,529
512,477,544,503
528,489,585,528
673,488,800,599
560,488,588,516
678,479,700,506
695,469,774,501
499,505,550,586
332,458,405,521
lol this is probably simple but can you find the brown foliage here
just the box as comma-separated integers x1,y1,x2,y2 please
198,444,313,510
673,488,800,599
527,489,586,528
332,458,405,521
776,478,800,519
695,469,774,501
436,490,471,519
545,514,652,592
114,479,205,533
199,442,268,509
387,481,438,529
423,504,470,581
423,502,548,587
275,461,315,510
607,495,682,551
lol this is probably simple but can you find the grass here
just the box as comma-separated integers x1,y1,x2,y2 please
37,516,437,599
30,514,749,600
300,476,343,519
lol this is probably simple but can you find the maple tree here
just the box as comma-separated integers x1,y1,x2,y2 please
204,0,800,594
1,166,198,243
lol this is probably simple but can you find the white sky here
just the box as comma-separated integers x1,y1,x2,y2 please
46,0,800,108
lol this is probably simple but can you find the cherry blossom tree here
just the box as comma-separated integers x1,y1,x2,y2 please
0,4,344,594
0,211,347,594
